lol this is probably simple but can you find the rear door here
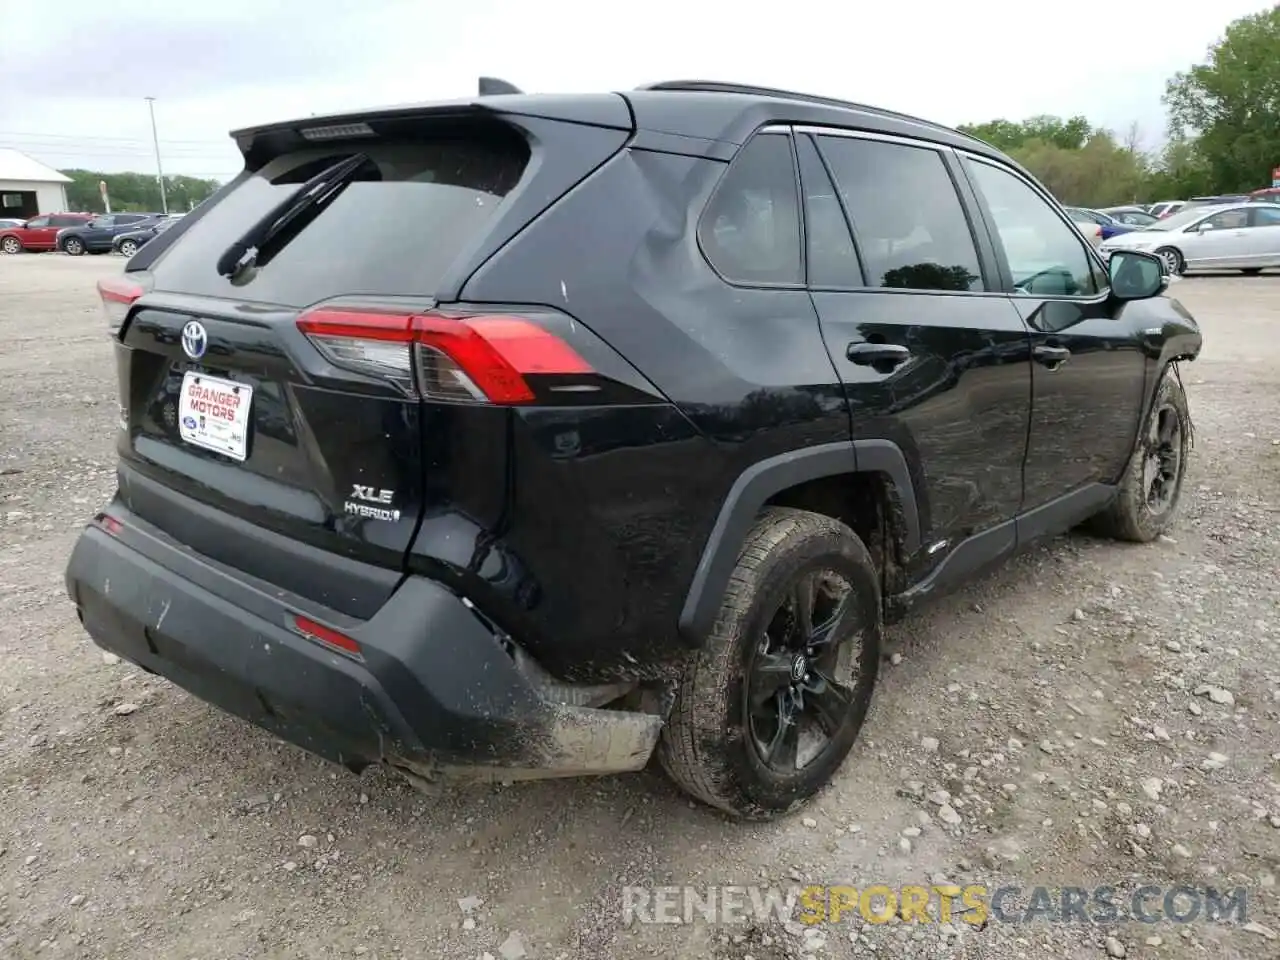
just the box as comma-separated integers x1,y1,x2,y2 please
799,128,1033,570
1245,205,1280,266
1180,206,1252,269
110,110,631,614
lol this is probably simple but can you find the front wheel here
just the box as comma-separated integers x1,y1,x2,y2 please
62,237,85,256
0,236,22,254
658,507,881,819
1155,246,1184,276
118,239,138,258
1089,369,1191,542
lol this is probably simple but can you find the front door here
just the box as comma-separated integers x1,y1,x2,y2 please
1180,206,1253,270
959,155,1147,518
797,129,1033,575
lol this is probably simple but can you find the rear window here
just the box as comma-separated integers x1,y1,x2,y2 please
151,132,530,307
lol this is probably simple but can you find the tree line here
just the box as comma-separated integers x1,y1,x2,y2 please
957,6,1279,207
54,7,1277,216
60,169,222,215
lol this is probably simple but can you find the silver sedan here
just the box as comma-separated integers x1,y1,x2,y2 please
1098,202,1280,275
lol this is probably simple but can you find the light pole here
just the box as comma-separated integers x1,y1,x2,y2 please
144,97,168,215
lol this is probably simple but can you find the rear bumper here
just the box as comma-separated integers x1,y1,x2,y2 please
65,504,661,782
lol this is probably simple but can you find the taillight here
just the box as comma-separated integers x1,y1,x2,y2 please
97,275,149,334
296,307,593,404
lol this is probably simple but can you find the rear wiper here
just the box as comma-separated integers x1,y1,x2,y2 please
216,152,370,278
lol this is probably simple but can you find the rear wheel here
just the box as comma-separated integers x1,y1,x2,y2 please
658,507,881,820
1155,246,1184,276
0,236,22,255
63,236,85,256
1089,370,1190,542
118,239,139,257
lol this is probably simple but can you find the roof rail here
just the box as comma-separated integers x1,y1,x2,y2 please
635,80,975,141
478,77,523,96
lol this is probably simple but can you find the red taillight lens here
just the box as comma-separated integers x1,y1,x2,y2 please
98,276,147,334
296,307,593,404
292,614,362,657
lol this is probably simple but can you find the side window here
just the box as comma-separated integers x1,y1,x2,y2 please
26,216,50,228
1203,208,1248,230
795,135,862,286
50,215,82,228
1252,206,1280,226
816,135,983,292
699,133,802,285
965,159,1099,297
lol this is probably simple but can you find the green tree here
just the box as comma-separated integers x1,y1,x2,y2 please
1164,6,1280,192
957,115,1092,152
60,169,221,214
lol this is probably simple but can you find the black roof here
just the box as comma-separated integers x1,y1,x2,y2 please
230,78,1004,164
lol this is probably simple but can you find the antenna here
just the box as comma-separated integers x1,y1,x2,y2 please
478,77,523,96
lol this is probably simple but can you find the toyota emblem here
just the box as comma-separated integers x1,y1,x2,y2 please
181,320,208,360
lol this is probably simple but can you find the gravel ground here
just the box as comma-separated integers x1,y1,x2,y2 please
1,254,1278,960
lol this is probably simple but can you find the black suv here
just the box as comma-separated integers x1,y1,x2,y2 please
58,213,164,256
66,80,1201,819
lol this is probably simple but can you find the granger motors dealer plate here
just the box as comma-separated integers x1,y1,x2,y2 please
178,371,253,461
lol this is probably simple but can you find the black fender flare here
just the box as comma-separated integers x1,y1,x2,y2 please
677,439,921,645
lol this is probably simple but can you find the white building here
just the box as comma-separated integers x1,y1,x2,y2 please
0,149,73,219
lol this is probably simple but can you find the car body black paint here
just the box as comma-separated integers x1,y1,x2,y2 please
67,83,1203,782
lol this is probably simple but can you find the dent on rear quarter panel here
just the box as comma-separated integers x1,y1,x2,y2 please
455,146,849,681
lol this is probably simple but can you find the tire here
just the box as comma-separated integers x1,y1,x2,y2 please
1155,246,1184,276
658,507,881,820
1089,369,1191,542
1241,268,1263,276
0,236,22,255
63,237,85,256
118,240,138,258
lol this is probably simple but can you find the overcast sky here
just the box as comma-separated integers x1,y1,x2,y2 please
0,0,1269,184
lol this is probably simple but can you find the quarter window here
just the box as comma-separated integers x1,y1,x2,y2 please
795,135,862,287
699,133,802,285
965,159,1100,297
816,135,983,292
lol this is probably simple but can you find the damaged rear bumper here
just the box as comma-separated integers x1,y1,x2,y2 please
65,503,662,783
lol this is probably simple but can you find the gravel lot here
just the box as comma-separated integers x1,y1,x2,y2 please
2,254,1278,960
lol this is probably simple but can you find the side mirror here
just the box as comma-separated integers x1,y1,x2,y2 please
1108,250,1165,301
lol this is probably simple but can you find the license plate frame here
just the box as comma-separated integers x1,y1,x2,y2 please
178,370,253,461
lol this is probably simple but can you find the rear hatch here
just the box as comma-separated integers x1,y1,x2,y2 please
103,103,632,616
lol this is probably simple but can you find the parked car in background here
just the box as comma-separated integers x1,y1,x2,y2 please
0,213,93,253
1148,201,1185,219
1065,210,1104,246
57,213,165,256
1064,206,1142,241
1100,206,1159,227
1183,195,1252,212
1249,187,1280,202
1099,201,1280,275
0,218,25,230
112,215,181,257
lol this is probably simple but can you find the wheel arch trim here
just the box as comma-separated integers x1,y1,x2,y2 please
677,440,921,645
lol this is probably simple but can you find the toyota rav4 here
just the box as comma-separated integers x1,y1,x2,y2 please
65,80,1202,819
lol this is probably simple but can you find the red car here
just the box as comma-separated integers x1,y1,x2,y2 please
0,213,93,254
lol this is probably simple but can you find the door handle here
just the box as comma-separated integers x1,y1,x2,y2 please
847,342,911,367
1032,344,1071,369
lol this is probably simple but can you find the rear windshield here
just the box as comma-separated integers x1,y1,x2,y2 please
151,132,529,307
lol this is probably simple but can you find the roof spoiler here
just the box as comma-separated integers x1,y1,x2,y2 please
478,77,523,96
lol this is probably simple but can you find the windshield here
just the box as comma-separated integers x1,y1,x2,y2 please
1141,207,1222,232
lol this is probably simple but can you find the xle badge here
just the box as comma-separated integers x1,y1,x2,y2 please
344,484,399,522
